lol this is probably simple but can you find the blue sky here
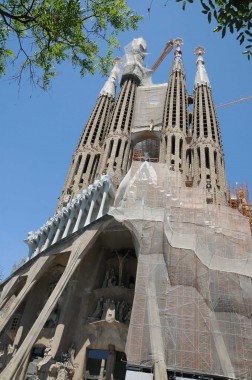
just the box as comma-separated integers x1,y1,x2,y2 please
0,1,251,279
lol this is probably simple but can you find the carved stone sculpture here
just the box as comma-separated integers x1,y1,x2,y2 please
7,344,14,355
91,297,104,319
50,361,74,380
102,270,110,288
118,301,126,322
101,298,111,319
124,306,132,324
37,339,53,371
107,269,117,287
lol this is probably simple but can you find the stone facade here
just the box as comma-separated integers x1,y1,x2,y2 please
0,38,244,380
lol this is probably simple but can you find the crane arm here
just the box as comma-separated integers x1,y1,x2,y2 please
216,96,252,109
150,40,174,73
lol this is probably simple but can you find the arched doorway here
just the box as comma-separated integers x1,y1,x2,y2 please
132,135,160,162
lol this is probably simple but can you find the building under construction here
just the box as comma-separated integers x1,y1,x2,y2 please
0,38,252,380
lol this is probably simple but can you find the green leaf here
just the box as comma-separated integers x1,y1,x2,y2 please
213,25,222,32
221,26,226,38
208,11,212,23
208,0,215,9
200,0,210,11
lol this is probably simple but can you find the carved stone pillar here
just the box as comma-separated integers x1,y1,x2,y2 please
105,344,116,380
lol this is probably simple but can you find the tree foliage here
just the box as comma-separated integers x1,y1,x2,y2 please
176,0,252,59
0,0,142,88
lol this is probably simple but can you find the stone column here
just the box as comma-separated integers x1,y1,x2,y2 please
105,344,116,380
0,255,53,335
84,191,99,226
0,226,103,380
33,233,47,257
26,240,36,259
51,217,67,245
97,183,109,219
73,199,88,233
43,223,57,251
62,207,77,239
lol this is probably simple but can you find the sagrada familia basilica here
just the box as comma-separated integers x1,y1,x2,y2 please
0,38,252,380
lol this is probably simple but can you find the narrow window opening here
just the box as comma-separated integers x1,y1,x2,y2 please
115,139,122,158
205,147,210,169
83,155,91,175
171,135,176,155
197,147,201,168
74,155,82,175
108,140,114,159
179,139,183,159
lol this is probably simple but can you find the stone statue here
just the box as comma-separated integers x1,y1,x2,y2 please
68,346,75,368
7,344,14,355
118,301,126,322
105,303,116,323
50,360,74,380
90,297,104,320
37,339,53,371
61,344,75,368
56,366,68,380
101,298,111,319
124,306,132,324
149,119,154,131
114,250,130,286
107,269,117,287
102,270,110,288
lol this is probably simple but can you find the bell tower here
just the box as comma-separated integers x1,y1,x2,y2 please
191,47,227,204
98,38,147,187
160,38,189,179
57,60,119,209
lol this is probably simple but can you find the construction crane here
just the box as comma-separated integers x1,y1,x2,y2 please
216,95,252,109
150,41,251,111
150,38,177,74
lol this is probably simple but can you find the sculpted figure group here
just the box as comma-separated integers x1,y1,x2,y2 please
89,297,132,324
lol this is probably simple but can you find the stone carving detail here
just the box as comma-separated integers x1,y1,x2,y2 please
25,175,113,250
91,297,104,319
61,344,75,368
7,344,14,355
37,339,53,371
102,268,117,288
50,362,74,380
124,306,132,324
102,267,135,289
89,298,132,324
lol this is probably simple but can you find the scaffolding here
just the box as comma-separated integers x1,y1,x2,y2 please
228,184,252,235
109,162,252,379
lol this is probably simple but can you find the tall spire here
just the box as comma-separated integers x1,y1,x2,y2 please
57,62,119,209
172,38,183,71
160,38,189,178
100,58,120,98
194,46,210,88
191,47,227,204
98,38,148,187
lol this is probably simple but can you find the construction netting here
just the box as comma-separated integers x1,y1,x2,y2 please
132,84,167,132
109,161,252,379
